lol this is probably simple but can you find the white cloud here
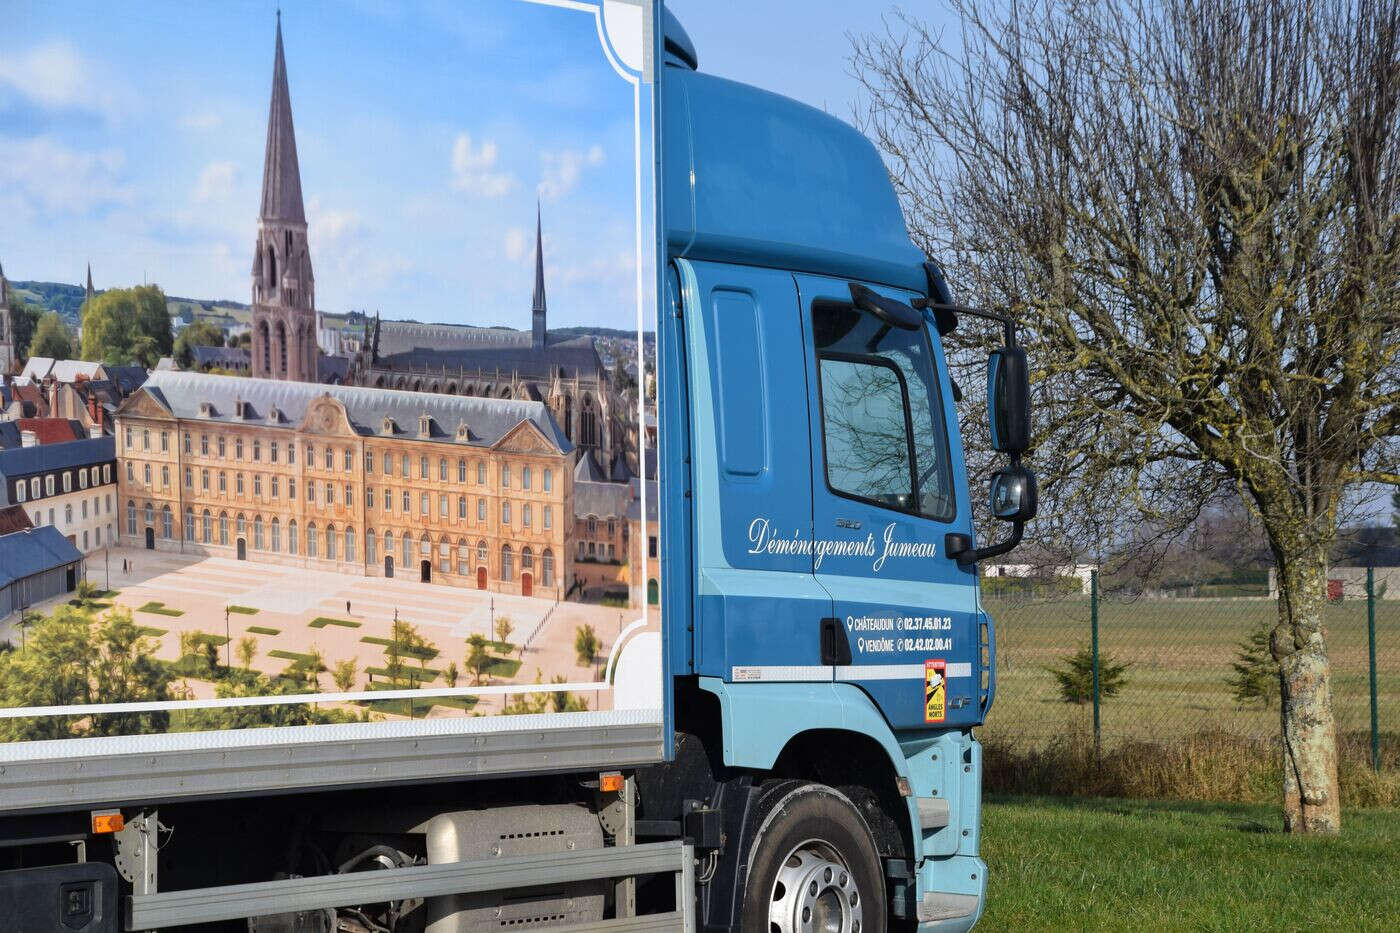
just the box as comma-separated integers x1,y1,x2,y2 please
181,111,222,132
503,226,529,262
537,144,605,201
450,133,516,197
307,197,364,244
193,161,239,204
0,136,131,215
0,40,126,122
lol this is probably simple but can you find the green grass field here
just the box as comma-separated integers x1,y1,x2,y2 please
136,601,184,617
310,616,360,629
246,625,280,636
980,796,1400,930
984,596,1398,746
227,605,259,615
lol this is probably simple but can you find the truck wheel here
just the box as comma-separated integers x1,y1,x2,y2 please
740,782,886,933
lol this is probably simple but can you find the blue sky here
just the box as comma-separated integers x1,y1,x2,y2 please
668,2,953,121
0,1,945,331
0,0,644,330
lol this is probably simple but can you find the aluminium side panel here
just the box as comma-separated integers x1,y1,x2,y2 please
0,0,667,812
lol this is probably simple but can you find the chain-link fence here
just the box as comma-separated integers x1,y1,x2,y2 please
982,568,1397,801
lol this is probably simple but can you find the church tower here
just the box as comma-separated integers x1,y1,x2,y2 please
532,203,547,350
0,260,15,374
85,263,95,306
250,13,317,382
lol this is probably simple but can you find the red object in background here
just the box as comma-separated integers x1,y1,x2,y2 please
1327,579,1343,601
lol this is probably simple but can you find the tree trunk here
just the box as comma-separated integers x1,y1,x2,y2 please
1271,550,1340,834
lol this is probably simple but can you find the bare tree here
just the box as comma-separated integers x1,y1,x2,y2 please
854,0,1400,833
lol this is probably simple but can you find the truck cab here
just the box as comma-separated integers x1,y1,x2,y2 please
647,14,1033,929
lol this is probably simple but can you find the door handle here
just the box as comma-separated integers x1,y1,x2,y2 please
820,617,851,666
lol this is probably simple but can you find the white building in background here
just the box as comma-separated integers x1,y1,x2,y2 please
0,436,119,554
981,562,1097,594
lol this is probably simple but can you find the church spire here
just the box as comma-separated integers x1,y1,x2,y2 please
250,12,316,382
85,263,94,304
532,202,547,350
259,11,306,225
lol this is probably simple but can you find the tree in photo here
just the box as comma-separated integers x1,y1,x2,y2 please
444,660,459,689
303,645,325,692
88,608,175,737
385,619,429,691
332,657,359,693
174,320,226,369
236,636,258,670
574,624,599,669
0,606,173,741
465,633,490,686
854,0,1400,833
1048,646,1131,706
494,615,514,655
28,311,73,360
1228,623,1282,708
549,674,588,713
9,298,42,363
79,284,173,367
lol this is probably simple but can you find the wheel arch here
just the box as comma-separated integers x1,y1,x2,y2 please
695,677,918,864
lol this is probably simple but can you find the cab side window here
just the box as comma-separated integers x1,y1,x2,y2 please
814,299,955,520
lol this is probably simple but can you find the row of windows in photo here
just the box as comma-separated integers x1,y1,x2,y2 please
125,460,557,527
11,463,113,503
127,502,555,584
126,425,556,491
32,492,112,531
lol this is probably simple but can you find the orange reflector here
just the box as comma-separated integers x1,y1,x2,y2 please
91,810,124,834
600,772,624,793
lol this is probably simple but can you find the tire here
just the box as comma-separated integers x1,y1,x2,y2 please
739,781,886,933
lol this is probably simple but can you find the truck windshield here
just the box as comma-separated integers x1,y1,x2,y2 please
813,300,955,521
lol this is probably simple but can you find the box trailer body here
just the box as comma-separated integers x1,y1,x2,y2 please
0,4,1034,931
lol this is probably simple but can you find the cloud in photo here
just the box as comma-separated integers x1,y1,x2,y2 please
537,144,604,201
0,40,127,123
193,161,240,204
0,136,131,215
450,133,516,197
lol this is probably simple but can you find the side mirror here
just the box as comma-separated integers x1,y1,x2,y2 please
987,347,1030,454
989,466,1037,523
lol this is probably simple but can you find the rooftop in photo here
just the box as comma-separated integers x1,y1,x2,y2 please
126,371,573,453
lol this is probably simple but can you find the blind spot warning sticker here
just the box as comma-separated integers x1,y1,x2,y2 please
924,659,947,723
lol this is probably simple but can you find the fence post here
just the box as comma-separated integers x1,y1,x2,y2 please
1369,565,1380,774
1091,568,1101,758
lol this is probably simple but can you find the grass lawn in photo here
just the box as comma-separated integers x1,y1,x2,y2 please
247,626,280,636
359,635,438,660
365,665,441,684
309,617,360,629
482,656,523,679
137,601,184,617
356,684,479,717
227,605,260,615
980,796,1400,931
134,626,167,638
268,649,320,666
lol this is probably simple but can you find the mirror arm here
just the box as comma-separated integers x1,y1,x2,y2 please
946,521,1026,567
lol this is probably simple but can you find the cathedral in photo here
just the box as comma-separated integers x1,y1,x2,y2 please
245,16,639,483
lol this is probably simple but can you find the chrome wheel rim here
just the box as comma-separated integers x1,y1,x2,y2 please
767,839,864,933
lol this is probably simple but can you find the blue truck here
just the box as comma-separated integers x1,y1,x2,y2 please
0,6,1034,931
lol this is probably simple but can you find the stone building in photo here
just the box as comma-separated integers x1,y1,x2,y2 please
249,16,319,383
0,436,119,554
351,209,633,478
115,371,574,598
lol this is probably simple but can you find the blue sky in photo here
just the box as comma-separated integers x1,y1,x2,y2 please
0,1,951,331
0,0,643,330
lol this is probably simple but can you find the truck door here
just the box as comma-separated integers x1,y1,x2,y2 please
795,273,981,729
674,259,831,682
